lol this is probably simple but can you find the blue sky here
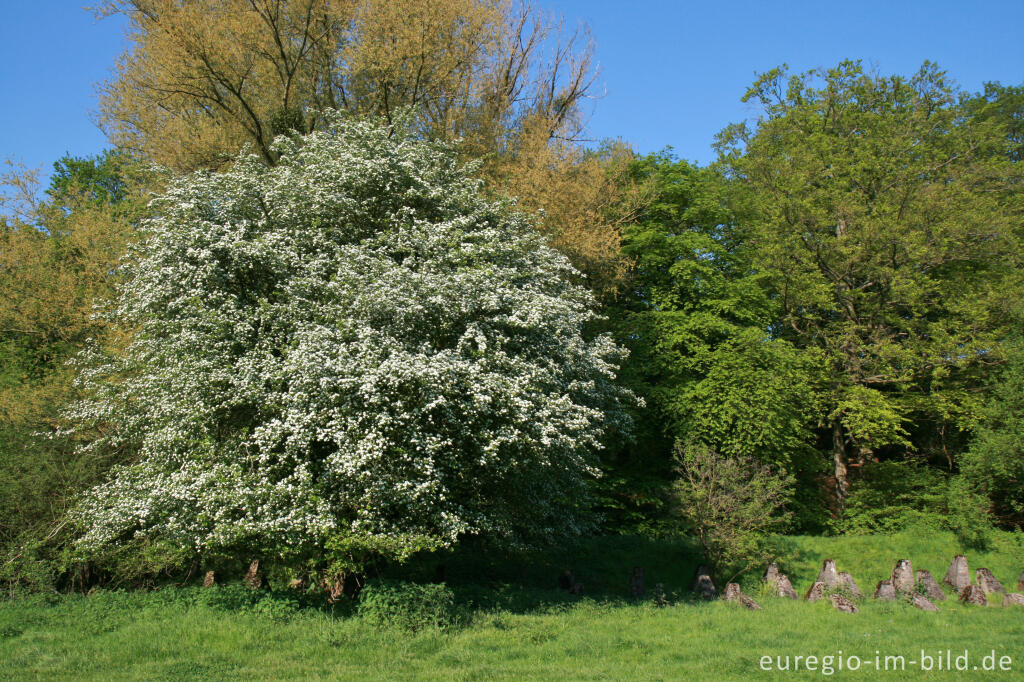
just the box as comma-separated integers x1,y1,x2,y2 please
2,1,1022,185
552,0,1024,161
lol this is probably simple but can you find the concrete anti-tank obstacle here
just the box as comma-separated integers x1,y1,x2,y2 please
873,579,896,600
976,568,1006,595
692,565,717,600
960,584,988,606
805,581,826,602
815,559,839,588
629,566,646,599
891,559,914,593
1002,593,1024,607
724,582,762,610
764,562,798,599
915,570,945,601
837,571,862,598
830,594,858,613
944,555,970,593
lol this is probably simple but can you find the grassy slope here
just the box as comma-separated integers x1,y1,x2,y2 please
2,530,1024,681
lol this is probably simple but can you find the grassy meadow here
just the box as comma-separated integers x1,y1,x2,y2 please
2,530,1024,680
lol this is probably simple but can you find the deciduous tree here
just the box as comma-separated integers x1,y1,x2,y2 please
96,0,595,171
0,152,139,548
716,61,1023,509
67,114,636,570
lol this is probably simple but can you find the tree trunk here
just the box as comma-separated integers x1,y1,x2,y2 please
832,419,849,512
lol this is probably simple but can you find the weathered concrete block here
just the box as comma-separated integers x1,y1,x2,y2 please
891,559,914,593
724,582,761,610
976,568,1007,595
816,559,839,588
873,579,896,601
960,584,988,606
944,555,970,593
838,571,862,599
830,593,858,613
764,562,798,599
805,581,826,603
915,569,945,601
692,565,717,600
912,594,940,612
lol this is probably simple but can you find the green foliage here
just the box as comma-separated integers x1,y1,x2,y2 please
944,476,996,550
603,153,824,536
717,60,1024,509
615,154,821,473
671,442,792,580
961,344,1024,528
830,459,995,549
46,150,132,210
587,466,675,538
0,151,138,556
963,81,1024,163
834,460,949,535
357,579,457,631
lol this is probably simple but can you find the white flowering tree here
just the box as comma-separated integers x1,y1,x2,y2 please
68,114,634,569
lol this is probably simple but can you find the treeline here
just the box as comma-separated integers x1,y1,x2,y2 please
2,0,1023,587
603,66,1024,539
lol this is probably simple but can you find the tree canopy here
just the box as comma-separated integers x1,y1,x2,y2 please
715,61,1023,509
67,114,636,568
96,0,595,171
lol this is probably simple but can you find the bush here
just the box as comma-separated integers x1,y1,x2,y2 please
832,460,994,548
671,442,792,581
357,579,457,631
834,460,949,535
960,343,1024,529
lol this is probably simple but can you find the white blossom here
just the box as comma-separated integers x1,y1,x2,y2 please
68,113,636,561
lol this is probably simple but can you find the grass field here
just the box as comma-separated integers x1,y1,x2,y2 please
2,530,1023,680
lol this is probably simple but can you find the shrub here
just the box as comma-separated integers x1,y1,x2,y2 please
832,460,994,548
834,460,948,535
960,343,1024,529
357,579,457,631
671,442,792,580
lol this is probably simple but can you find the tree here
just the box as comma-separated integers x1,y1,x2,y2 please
494,132,651,300
960,343,1024,527
599,153,825,532
672,441,792,580
615,154,821,473
94,0,641,296
96,0,595,172
716,61,1023,510
963,81,1024,163
0,152,139,549
67,114,636,572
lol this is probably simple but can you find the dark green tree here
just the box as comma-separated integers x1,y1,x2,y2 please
602,153,825,531
961,344,1024,527
716,61,1024,510
963,81,1024,163
616,154,821,470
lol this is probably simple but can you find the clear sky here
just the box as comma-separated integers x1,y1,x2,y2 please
2,1,1022,185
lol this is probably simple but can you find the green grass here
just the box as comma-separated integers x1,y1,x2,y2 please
762,528,1024,597
2,530,1024,680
